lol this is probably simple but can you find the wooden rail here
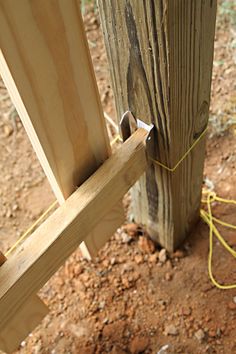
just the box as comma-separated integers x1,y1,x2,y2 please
0,128,149,353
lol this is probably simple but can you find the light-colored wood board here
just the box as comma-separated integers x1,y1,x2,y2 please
0,0,111,258
84,200,125,258
0,253,49,353
98,0,217,250
0,295,49,354
0,128,149,332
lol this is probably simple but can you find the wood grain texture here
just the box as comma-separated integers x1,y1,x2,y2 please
0,252,48,353
0,0,112,258
98,0,217,250
0,295,49,353
84,200,125,258
0,128,149,333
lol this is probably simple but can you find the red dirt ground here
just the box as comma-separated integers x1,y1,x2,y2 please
0,3,235,354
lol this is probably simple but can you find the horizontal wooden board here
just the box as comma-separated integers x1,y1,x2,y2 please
0,128,149,333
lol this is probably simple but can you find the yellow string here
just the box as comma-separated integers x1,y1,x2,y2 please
110,135,123,146
150,127,208,172
200,190,236,289
5,200,58,257
111,126,207,172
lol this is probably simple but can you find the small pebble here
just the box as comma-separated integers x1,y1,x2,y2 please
173,250,185,258
123,223,139,237
129,336,149,354
110,257,116,265
121,232,132,244
165,273,172,281
3,124,13,137
195,329,205,342
134,254,144,265
164,324,179,336
138,236,155,254
159,249,167,263
148,253,158,263
228,302,236,310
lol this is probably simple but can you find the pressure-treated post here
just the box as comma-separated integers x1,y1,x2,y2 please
98,0,217,251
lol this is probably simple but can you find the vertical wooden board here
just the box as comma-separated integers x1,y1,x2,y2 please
98,0,217,250
0,0,110,202
84,200,125,257
0,295,48,354
0,255,49,353
0,0,115,258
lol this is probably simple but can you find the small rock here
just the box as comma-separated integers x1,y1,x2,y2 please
123,223,139,237
134,254,144,265
121,263,134,273
6,209,13,218
110,257,116,265
20,341,26,347
138,236,155,254
12,203,19,211
195,329,205,342
121,232,132,244
122,277,130,289
148,253,158,263
3,124,13,137
233,296,236,304
173,249,185,258
157,344,170,354
98,301,106,310
181,306,192,316
111,345,127,354
129,336,149,354
102,317,109,324
165,272,172,281
159,249,167,263
228,302,236,310
164,324,179,336
102,259,109,268
208,328,217,338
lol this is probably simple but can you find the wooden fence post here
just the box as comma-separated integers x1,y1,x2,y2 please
98,0,217,251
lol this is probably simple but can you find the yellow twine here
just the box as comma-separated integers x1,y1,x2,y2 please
110,134,123,146
4,131,235,291
5,200,58,257
150,127,208,172
200,190,236,289
111,126,207,172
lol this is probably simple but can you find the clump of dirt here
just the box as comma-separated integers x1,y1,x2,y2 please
0,3,236,354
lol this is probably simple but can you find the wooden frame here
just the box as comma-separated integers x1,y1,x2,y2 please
0,1,216,352
0,128,150,352
0,1,125,351
0,0,112,260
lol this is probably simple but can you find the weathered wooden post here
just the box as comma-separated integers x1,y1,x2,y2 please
98,0,217,251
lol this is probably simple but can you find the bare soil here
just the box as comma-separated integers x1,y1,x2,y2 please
0,4,236,354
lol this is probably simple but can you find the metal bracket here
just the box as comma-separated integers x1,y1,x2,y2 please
120,111,155,161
